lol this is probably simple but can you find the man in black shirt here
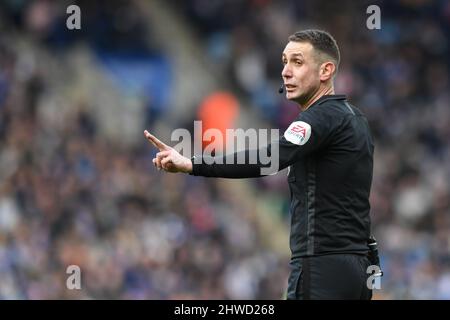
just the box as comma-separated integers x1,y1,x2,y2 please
144,30,377,299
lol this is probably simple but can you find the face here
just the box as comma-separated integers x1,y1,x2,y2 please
281,41,321,104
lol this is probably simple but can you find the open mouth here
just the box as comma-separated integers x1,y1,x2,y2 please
285,85,297,91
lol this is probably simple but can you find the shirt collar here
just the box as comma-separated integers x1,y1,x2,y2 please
315,94,347,105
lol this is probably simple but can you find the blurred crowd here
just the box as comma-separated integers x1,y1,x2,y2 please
0,0,287,300
0,0,449,299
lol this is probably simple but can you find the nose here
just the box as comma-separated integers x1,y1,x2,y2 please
281,64,292,80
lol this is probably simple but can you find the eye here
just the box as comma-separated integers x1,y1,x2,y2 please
295,60,303,65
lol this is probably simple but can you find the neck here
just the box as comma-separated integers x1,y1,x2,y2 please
300,85,334,111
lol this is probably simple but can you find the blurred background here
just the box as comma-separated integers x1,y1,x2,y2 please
0,0,449,299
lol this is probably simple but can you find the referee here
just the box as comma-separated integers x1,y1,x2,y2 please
145,29,377,300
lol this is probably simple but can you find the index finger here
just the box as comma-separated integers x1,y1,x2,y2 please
144,130,169,151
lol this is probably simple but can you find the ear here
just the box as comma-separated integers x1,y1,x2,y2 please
319,61,336,82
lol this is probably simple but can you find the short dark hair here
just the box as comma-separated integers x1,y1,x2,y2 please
288,29,340,70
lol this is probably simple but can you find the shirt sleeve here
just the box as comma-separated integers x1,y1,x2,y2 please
190,107,335,178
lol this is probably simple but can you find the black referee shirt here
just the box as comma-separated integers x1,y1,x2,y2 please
191,94,374,258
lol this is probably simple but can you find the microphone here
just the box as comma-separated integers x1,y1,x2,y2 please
278,84,284,94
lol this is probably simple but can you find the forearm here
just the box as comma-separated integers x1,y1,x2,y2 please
190,150,274,178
